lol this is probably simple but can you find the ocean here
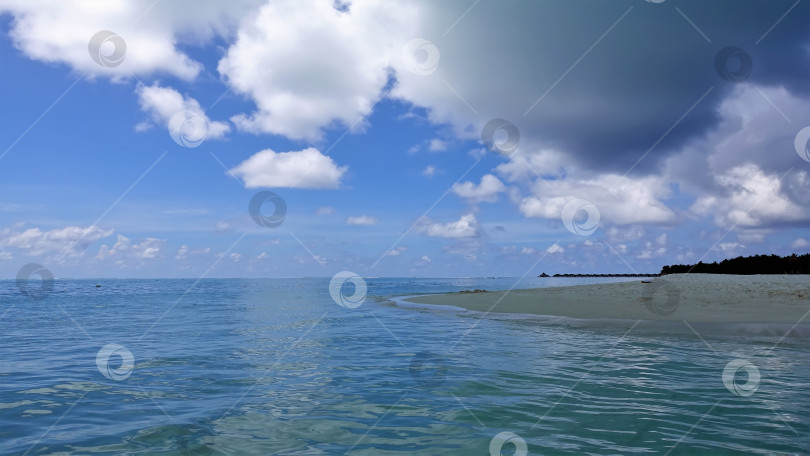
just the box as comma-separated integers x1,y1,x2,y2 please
1,277,808,455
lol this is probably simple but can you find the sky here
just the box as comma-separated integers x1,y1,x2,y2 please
0,0,809,279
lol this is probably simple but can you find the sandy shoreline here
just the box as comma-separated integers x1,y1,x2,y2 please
402,274,810,324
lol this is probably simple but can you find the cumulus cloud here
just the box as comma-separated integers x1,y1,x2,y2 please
792,238,809,249
175,245,210,260
690,164,808,229
546,243,565,254
228,147,347,189
417,214,480,239
1,225,113,257
346,215,378,226
218,0,417,140
422,165,437,178
452,174,506,204
96,234,164,266
137,83,230,139
428,139,447,152
0,1,263,80
386,246,407,256
316,206,335,215
516,174,675,226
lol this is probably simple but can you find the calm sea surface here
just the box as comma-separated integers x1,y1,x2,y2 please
1,277,808,455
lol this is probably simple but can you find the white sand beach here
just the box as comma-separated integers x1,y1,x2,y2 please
403,274,810,324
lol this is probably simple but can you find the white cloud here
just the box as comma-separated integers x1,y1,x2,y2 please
316,206,335,215
215,221,233,232
417,214,480,239
428,139,447,152
218,0,417,140
175,245,210,260
422,165,437,178
228,147,347,189
346,215,378,226
137,83,229,139
690,164,808,228
495,150,568,181
1,225,113,257
386,246,407,256
452,174,506,204
717,242,744,255
175,245,189,260
517,174,675,226
668,85,810,230
791,238,809,249
546,243,565,254
97,234,164,265
0,1,262,80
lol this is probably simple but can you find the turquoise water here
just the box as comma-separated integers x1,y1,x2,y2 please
1,277,808,455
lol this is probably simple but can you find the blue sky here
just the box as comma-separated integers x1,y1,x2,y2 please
0,0,809,278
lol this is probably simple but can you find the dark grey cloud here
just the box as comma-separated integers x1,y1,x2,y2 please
401,0,810,174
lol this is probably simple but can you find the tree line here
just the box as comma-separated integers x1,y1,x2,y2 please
660,254,810,275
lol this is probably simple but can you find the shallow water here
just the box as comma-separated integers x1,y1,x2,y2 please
1,277,808,455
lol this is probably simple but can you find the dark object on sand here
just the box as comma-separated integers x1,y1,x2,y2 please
459,289,488,294
641,280,651,283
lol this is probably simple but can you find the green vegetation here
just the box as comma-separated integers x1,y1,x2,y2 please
660,254,810,275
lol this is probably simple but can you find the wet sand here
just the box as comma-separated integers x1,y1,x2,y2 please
402,274,810,324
